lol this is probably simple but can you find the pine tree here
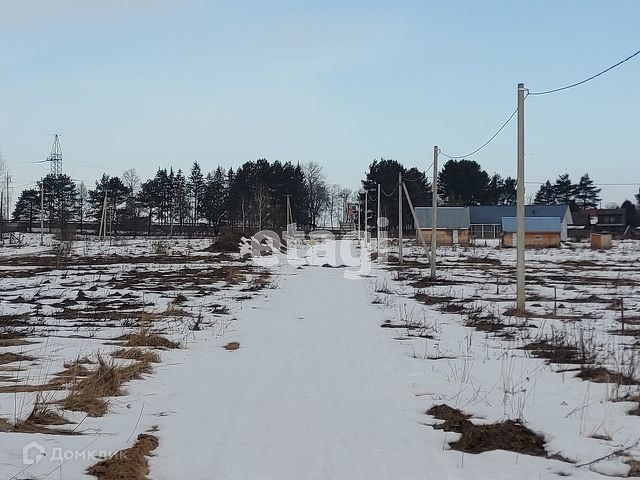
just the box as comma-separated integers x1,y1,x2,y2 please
13,188,40,232
203,167,228,234
574,173,601,209
534,181,555,205
188,162,205,225
552,174,576,205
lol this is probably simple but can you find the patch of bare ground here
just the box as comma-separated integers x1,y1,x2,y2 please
521,339,594,365
224,341,240,351
413,293,454,305
0,313,30,327
465,313,508,333
62,356,153,417
577,367,638,385
88,432,159,480
462,256,502,266
0,352,34,365
115,329,180,349
427,404,548,457
627,459,640,477
380,320,434,339
0,332,34,347
410,277,463,288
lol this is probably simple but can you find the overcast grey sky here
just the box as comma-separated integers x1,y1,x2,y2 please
1,0,638,204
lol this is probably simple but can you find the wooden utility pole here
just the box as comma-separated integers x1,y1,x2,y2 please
376,183,381,258
398,172,403,265
431,146,438,278
516,83,526,313
40,179,44,246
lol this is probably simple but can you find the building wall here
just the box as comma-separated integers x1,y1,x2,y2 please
503,232,561,248
419,228,469,245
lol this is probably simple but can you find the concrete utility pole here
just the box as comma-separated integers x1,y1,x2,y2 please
376,183,381,258
431,146,438,278
40,179,44,246
398,172,403,265
364,189,368,247
516,83,526,313
99,190,108,241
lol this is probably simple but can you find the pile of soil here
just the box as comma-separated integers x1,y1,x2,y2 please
427,404,547,456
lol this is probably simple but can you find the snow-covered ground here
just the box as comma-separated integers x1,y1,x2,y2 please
1,236,639,479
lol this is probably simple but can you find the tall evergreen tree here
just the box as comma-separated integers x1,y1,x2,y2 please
203,167,228,234
534,181,555,205
12,188,40,232
574,173,601,209
188,162,205,225
438,159,489,206
552,173,576,205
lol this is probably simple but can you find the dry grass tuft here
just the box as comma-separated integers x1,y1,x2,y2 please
88,433,159,480
115,329,180,349
61,355,153,417
112,348,161,364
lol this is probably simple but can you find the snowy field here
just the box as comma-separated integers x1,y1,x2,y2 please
0,235,639,479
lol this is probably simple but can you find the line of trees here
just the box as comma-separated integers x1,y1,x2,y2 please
12,160,356,235
12,155,639,235
533,173,602,209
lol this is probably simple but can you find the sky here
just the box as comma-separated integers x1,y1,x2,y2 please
0,0,638,205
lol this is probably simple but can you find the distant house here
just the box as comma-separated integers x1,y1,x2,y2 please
415,207,470,245
595,208,626,230
468,205,573,241
501,217,562,248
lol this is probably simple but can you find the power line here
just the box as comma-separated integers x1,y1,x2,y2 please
528,49,640,96
380,184,398,197
439,98,525,160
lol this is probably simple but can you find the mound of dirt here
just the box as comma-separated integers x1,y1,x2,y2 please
203,232,243,253
427,404,547,457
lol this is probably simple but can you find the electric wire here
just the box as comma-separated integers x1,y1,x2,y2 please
528,49,640,96
438,95,525,160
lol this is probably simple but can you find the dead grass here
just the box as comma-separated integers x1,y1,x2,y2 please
115,329,180,349
61,356,153,417
577,367,638,386
427,404,547,457
112,348,161,364
0,352,34,365
88,433,159,480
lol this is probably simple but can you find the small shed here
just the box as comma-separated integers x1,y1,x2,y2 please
415,207,470,245
501,217,561,248
591,233,612,250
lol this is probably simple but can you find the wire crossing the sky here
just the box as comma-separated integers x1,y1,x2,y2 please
528,49,640,96
438,100,523,160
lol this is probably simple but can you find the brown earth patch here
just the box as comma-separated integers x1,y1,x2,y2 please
577,367,638,385
115,330,180,349
427,404,547,456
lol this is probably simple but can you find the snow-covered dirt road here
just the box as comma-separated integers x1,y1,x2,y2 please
149,263,438,479
147,257,597,480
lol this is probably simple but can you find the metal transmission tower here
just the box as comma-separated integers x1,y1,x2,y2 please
47,134,63,176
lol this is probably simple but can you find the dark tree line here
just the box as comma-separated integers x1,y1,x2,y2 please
360,158,517,230
13,160,323,235
533,173,602,209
